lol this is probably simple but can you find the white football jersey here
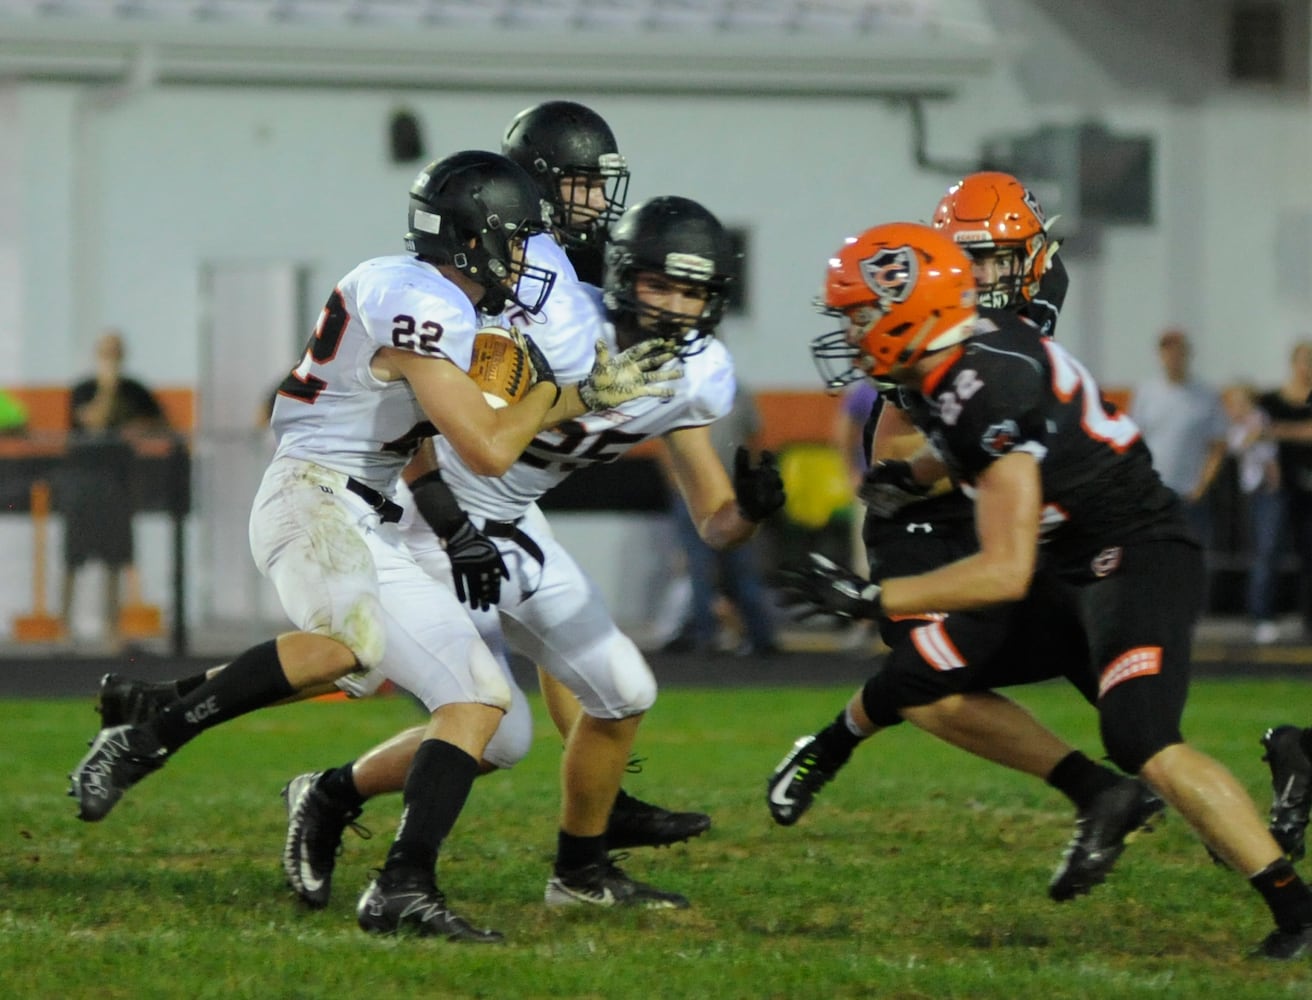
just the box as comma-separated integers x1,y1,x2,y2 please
437,271,737,522
271,254,481,493
495,234,598,384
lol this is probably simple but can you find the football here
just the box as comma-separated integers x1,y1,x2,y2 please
469,326,531,406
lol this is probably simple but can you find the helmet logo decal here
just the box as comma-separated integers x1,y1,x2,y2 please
859,247,916,303
1022,187,1046,224
412,209,441,235
664,252,714,281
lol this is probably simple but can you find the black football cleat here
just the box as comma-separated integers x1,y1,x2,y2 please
545,856,689,909
1049,777,1164,902
606,789,711,850
69,724,168,821
357,875,503,943
96,673,176,728
282,772,370,908
1262,726,1312,861
766,734,845,826
1254,924,1312,960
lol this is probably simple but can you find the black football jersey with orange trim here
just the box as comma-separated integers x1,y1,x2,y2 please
900,309,1191,573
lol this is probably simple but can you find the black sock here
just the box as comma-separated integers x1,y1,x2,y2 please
1046,751,1122,811
556,831,607,874
813,711,863,764
174,672,209,698
1252,858,1312,931
381,740,479,883
318,763,365,811
149,640,293,753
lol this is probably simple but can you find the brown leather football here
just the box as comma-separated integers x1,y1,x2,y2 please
469,327,531,406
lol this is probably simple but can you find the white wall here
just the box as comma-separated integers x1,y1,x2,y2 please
7,80,1308,393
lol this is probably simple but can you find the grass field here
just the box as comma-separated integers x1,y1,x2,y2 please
5,677,1312,999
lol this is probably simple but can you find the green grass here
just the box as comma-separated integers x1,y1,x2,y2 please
4,678,1312,998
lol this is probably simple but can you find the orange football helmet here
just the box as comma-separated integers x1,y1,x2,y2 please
811,222,977,387
931,171,1052,309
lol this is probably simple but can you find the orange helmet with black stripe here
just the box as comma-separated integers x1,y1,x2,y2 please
811,222,977,387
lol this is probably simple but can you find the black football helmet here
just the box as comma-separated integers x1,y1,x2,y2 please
404,150,556,315
603,196,734,358
501,100,630,250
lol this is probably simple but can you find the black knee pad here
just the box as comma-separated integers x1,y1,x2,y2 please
859,671,910,729
1098,685,1183,774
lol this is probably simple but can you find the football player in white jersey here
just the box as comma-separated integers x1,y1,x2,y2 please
502,99,713,848
280,194,785,911
279,106,709,901
68,150,680,942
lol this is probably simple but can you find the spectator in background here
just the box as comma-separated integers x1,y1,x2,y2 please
661,380,781,657
833,379,879,577
831,379,880,651
1130,328,1228,549
1259,340,1312,641
61,329,169,650
1221,382,1283,644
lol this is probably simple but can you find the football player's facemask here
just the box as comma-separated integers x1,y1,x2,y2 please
604,195,734,359
811,222,977,388
621,271,719,355
404,150,557,316
502,100,630,250
555,165,629,247
931,170,1053,309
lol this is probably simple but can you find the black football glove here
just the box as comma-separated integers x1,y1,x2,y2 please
409,469,509,611
516,330,560,405
734,446,785,522
858,459,931,518
443,516,510,612
778,553,883,622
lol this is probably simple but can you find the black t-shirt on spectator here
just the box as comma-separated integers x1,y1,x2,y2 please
69,377,164,432
1258,391,1312,495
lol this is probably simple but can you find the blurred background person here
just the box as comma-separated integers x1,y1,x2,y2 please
661,379,781,657
1259,340,1312,642
1130,328,1228,553
1221,382,1282,644
831,379,880,651
60,329,170,651
833,379,879,578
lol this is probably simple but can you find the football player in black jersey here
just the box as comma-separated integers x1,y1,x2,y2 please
781,220,1312,960
769,173,1157,906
